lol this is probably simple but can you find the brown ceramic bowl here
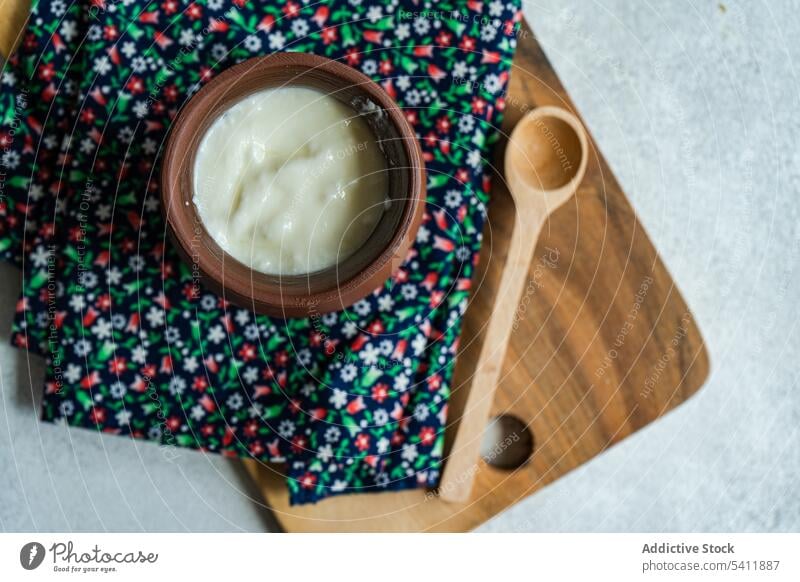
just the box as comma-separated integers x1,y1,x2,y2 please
161,53,425,318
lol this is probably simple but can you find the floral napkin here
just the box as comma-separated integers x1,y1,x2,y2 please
0,0,521,504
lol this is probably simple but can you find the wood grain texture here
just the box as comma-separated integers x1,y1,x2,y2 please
0,0,29,59
243,20,710,531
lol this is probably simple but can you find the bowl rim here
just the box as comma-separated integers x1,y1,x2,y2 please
160,52,426,318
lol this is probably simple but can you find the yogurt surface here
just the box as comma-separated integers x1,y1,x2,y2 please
193,87,388,275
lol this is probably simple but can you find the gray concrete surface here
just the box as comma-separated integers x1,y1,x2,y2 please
1,0,799,531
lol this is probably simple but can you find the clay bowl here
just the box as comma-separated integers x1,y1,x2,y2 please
161,53,426,318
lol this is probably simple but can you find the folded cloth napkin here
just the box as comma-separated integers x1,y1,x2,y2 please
0,0,521,504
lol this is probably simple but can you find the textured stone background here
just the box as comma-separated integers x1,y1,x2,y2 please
1,0,798,531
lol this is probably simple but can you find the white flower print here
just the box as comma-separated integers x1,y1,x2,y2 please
30,245,51,268
481,22,498,42
291,19,309,37
413,17,430,35
182,356,199,373
340,364,357,382
207,325,226,344
145,306,165,328
131,345,147,364
414,403,430,421
1,151,19,169
400,284,417,300
367,5,383,22
268,31,286,50
59,401,75,417
324,426,341,443
321,312,338,326
244,34,262,52
412,333,426,356
377,295,395,312
227,393,243,410
169,377,186,396
444,189,462,208
362,60,377,75
342,320,358,338
402,443,419,462
200,295,217,310
115,410,132,426
331,480,348,492
242,366,258,384
109,381,127,398
379,339,393,356
91,318,113,340
329,388,348,409
394,373,410,392
93,56,112,75
278,419,295,438
373,408,389,426
395,23,410,40
467,148,482,168
190,405,205,421
416,224,430,244
60,19,77,41
64,363,82,384
121,41,136,58
317,444,334,463
353,300,371,316
359,344,380,366
133,101,149,119
74,339,92,357
377,436,390,454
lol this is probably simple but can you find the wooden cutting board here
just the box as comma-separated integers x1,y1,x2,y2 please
242,19,710,531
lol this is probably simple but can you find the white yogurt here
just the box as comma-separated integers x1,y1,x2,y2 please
193,87,388,275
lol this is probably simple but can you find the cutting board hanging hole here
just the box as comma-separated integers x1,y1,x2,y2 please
479,414,534,470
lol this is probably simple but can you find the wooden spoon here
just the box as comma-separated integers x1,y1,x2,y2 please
439,105,588,503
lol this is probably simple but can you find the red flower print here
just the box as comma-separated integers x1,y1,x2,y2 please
186,2,202,19
192,376,208,391
244,420,259,438
300,472,317,490
249,441,264,456
368,320,384,334
379,59,393,75
371,383,389,403
103,25,119,40
37,63,55,82
79,108,96,124
436,116,452,134
355,433,370,451
81,372,100,389
459,36,476,52
109,357,127,374
419,427,436,446
345,47,361,66
282,1,300,17
321,26,338,45
161,0,177,14
238,343,257,362
291,435,308,452
471,96,487,114
166,417,181,432
126,76,145,95
90,407,107,424
426,374,442,391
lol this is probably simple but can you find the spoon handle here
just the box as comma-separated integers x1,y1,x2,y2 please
439,210,546,502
